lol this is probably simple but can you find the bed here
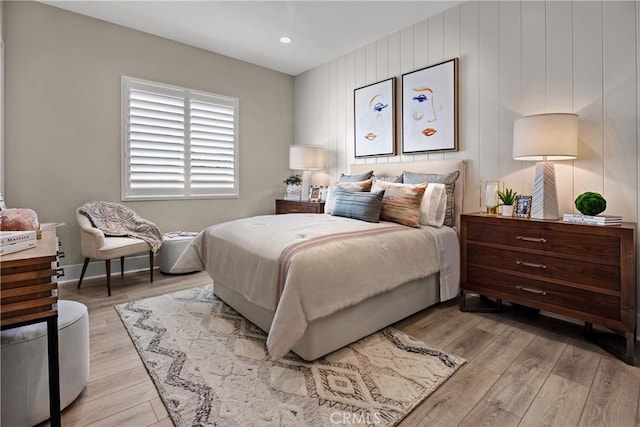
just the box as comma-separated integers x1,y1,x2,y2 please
173,159,465,361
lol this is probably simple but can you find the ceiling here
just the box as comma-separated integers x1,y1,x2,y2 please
42,1,459,76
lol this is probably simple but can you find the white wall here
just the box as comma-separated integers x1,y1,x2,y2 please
295,0,640,326
295,0,638,224
4,2,294,269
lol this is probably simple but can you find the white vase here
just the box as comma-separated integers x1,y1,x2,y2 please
501,205,514,216
285,184,302,200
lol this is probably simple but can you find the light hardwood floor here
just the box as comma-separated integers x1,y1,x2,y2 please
48,270,640,426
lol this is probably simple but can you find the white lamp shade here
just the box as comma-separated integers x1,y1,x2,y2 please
289,145,324,170
513,113,578,161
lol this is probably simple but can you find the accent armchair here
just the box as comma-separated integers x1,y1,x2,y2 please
76,209,155,296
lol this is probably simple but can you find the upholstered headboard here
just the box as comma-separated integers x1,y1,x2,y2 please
350,159,465,230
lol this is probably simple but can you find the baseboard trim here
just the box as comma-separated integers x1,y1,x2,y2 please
58,254,155,285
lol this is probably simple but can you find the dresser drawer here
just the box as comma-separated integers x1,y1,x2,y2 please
467,245,620,291
275,200,325,214
466,221,620,262
466,265,620,320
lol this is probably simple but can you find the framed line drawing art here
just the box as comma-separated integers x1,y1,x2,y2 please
354,77,395,157
402,58,458,154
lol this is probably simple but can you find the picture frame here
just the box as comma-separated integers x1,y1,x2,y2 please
308,186,321,202
354,77,396,157
514,195,532,217
402,58,458,154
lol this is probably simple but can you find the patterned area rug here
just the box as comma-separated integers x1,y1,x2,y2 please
116,285,465,426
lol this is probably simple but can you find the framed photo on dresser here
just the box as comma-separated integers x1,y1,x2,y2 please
514,195,532,217
308,186,321,202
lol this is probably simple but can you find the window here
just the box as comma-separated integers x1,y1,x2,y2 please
122,77,239,200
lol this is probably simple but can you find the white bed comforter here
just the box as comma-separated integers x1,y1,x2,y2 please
172,214,459,359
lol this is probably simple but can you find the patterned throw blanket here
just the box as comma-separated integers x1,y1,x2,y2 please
78,201,163,252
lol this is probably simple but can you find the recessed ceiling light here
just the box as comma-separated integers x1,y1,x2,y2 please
280,36,292,44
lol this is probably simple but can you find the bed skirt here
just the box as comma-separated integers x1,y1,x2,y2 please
214,274,440,361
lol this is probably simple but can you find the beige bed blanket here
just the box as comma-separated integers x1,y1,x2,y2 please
173,214,443,359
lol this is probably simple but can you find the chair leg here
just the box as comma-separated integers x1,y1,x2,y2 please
105,260,112,297
120,256,125,278
77,258,90,289
149,251,154,283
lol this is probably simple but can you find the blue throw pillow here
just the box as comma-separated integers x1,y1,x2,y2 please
331,189,385,223
338,170,374,182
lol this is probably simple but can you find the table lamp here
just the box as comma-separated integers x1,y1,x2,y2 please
513,113,578,220
289,145,324,201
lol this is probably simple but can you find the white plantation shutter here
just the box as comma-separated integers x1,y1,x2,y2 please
189,94,237,194
122,77,239,200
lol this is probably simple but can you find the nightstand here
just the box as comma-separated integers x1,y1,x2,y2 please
460,212,637,365
275,199,325,214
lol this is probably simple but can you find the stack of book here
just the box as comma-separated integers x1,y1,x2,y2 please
562,213,622,226
0,230,38,255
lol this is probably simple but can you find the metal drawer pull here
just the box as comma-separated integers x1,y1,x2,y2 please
516,260,547,269
516,235,547,243
56,268,65,278
516,285,547,295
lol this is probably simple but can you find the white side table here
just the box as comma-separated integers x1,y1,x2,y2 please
159,232,200,274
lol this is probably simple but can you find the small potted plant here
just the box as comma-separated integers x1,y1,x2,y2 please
497,188,518,216
283,174,302,200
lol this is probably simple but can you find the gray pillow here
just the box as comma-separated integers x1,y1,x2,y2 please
373,175,403,183
331,188,385,223
339,170,374,182
402,170,460,227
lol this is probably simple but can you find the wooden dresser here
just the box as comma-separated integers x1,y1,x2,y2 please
460,212,637,364
275,199,325,214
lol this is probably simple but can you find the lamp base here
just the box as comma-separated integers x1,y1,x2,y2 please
300,170,312,202
531,161,559,220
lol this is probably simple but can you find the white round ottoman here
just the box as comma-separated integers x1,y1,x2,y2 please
1,300,89,427
159,233,201,274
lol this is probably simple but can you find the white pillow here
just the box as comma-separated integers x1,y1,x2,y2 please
420,183,446,227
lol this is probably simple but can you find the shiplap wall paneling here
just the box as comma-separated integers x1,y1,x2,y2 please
388,31,401,167
345,53,356,175
335,56,347,178
499,1,523,195
353,47,366,166
573,1,604,200
399,26,415,165
428,13,445,161
459,1,480,212
547,1,575,216
443,5,462,162
520,1,547,197
327,59,338,181
478,2,501,188
603,1,637,222
294,0,639,223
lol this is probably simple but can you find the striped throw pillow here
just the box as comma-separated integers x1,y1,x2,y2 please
371,180,427,227
324,179,373,214
331,189,385,223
